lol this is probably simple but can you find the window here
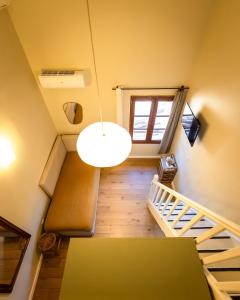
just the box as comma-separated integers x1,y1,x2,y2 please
129,96,174,143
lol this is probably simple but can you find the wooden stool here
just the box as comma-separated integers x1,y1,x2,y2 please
38,233,61,257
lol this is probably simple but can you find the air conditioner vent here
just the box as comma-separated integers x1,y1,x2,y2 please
41,69,75,76
38,69,87,88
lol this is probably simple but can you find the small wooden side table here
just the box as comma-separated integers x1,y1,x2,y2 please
38,233,61,257
158,154,177,183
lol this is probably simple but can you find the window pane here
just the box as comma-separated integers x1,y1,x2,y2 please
134,117,149,129
157,101,172,115
154,116,169,129
133,130,147,140
134,101,152,115
152,130,165,141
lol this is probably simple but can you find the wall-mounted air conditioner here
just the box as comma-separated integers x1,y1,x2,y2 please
0,0,11,9
38,70,87,89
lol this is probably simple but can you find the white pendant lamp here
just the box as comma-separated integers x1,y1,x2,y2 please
77,0,132,167
77,122,132,168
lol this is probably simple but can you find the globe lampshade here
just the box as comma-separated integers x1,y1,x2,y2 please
77,122,132,168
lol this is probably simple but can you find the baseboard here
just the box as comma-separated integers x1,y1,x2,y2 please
128,155,160,159
28,254,43,300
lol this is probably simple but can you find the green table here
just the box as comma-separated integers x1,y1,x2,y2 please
60,238,212,300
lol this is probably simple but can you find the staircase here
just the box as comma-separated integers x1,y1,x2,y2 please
147,175,240,300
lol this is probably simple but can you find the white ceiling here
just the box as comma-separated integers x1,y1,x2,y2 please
9,0,215,133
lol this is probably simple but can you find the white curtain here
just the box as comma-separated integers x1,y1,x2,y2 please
116,87,124,126
159,87,187,154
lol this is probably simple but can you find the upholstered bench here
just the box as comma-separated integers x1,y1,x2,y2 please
39,135,100,237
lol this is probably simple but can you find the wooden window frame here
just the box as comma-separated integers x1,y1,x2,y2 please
129,95,174,144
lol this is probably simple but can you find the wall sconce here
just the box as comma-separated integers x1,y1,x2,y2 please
0,136,16,168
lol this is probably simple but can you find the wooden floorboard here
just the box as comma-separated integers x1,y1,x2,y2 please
33,238,69,300
33,158,164,300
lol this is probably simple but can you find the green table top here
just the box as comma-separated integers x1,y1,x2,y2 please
59,238,212,300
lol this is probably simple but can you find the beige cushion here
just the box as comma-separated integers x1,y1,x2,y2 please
39,136,67,197
44,152,100,236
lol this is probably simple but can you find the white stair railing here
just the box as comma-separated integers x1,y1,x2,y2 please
147,175,240,300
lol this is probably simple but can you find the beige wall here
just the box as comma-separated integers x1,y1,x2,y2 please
171,0,240,224
0,9,56,300
9,0,214,136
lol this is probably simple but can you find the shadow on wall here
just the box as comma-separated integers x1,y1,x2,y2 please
196,105,230,155
197,111,208,141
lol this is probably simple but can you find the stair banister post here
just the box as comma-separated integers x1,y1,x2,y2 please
202,246,240,265
161,194,173,214
164,198,180,220
157,190,167,210
195,224,224,244
171,205,190,228
177,212,204,236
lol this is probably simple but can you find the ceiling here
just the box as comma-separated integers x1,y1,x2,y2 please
8,0,215,133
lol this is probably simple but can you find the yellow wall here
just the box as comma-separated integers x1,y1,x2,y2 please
0,9,56,299
9,0,214,134
171,0,240,224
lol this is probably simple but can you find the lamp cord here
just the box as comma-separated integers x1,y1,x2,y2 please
86,0,104,134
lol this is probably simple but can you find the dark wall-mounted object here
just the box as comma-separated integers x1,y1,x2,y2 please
181,102,201,146
0,216,31,293
63,102,83,124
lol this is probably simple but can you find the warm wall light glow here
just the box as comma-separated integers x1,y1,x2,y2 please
0,136,16,168
77,122,132,168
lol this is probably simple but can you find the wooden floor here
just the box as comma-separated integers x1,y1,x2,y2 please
95,158,164,237
33,159,164,300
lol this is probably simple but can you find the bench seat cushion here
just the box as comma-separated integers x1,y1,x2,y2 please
44,152,100,236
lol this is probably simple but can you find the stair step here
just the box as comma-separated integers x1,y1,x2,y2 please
165,208,185,211
159,208,196,215
194,236,231,240
160,204,191,208
168,218,205,222
179,227,231,239
172,220,214,228
163,213,196,216
161,207,188,211
197,238,236,251
231,295,240,299
176,226,213,230
209,236,231,239
199,253,240,269
156,206,188,211
210,270,240,281
209,268,240,272
160,203,184,207
198,249,227,253
166,212,208,222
